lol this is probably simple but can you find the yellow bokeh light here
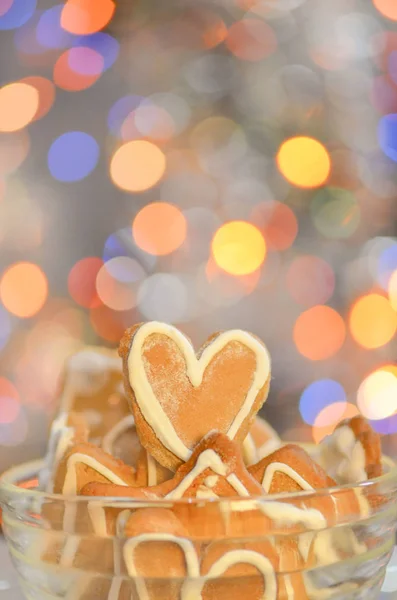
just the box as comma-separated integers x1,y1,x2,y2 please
373,0,397,21
277,136,331,189
211,221,266,276
0,82,39,133
133,202,187,256
388,269,397,310
110,141,166,193
349,293,397,349
0,262,48,318
357,369,397,420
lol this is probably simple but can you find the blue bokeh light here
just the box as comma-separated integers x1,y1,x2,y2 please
378,114,397,163
0,0,36,30
103,229,157,271
48,132,100,183
107,95,142,137
36,4,75,49
14,10,45,55
377,244,397,290
73,33,119,71
300,379,347,426
371,413,397,435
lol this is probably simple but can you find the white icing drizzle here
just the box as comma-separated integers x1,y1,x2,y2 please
226,474,250,497
123,533,200,600
261,463,314,493
60,535,81,568
165,449,249,499
108,578,123,600
227,499,327,530
165,449,227,499
243,433,258,466
128,322,271,461
102,415,136,455
316,426,367,484
204,475,218,488
63,453,130,495
284,575,295,600
182,550,277,600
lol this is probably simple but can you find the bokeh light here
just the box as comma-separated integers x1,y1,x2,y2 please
73,32,119,71
0,396,20,424
211,221,266,276
311,187,360,239
225,19,277,62
132,202,187,256
357,368,397,420
0,0,36,30
96,257,145,311
251,202,298,252
68,257,103,308
373,0,397,21
312,403,359,443
294,305,346,360
0,263,48,318
137,273,188,323
110,141,166,193
388,269,397,310
0,82,38,132
48,132,99,182
108,95,142,137
36,4,75,49
0,0,13,18
300,379,347,426
349,293,397,349
378,243,397,289
20,77,55,121
286,255,335,307
277,137,331,189
378,114,397,162
61,0,115,35
89,304,125,343
53,49,103,91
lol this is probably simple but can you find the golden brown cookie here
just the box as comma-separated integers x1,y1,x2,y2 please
53,442,137,495
135,448,173,487
119,322,271,470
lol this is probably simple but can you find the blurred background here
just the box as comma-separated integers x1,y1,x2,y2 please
0,0,397,474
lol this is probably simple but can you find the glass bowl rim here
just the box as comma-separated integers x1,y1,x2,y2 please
1,456,397,507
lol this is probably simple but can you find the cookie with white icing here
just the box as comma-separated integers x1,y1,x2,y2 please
53,442,137,495
243,417,282,466
119,322,271,471
314,416,382,484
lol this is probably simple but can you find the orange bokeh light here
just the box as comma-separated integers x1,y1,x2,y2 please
212,221,266,276
0,377,19,402
349,293,397,349
53,50,102,92
373,0,397,20
0,262,48,318
312,403,359,443
90,305,125,343
0,82,39,132
20,76,56,121
133,202,187,256
202,17,227,49
277,137,331,189
110,141,166,193
251,202,298,251
61,0,115,35
286,255,335,307
294,305,346,360
225,19,277,61
68,257,103,308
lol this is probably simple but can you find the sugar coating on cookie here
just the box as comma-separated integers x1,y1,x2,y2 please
315,416,382,484
119,322,271,471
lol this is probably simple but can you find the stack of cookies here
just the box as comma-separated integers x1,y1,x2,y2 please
40,322,385,600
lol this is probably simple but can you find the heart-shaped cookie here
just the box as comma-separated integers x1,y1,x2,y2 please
119,322,271,470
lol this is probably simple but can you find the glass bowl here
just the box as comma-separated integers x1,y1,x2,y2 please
1,458,397,600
